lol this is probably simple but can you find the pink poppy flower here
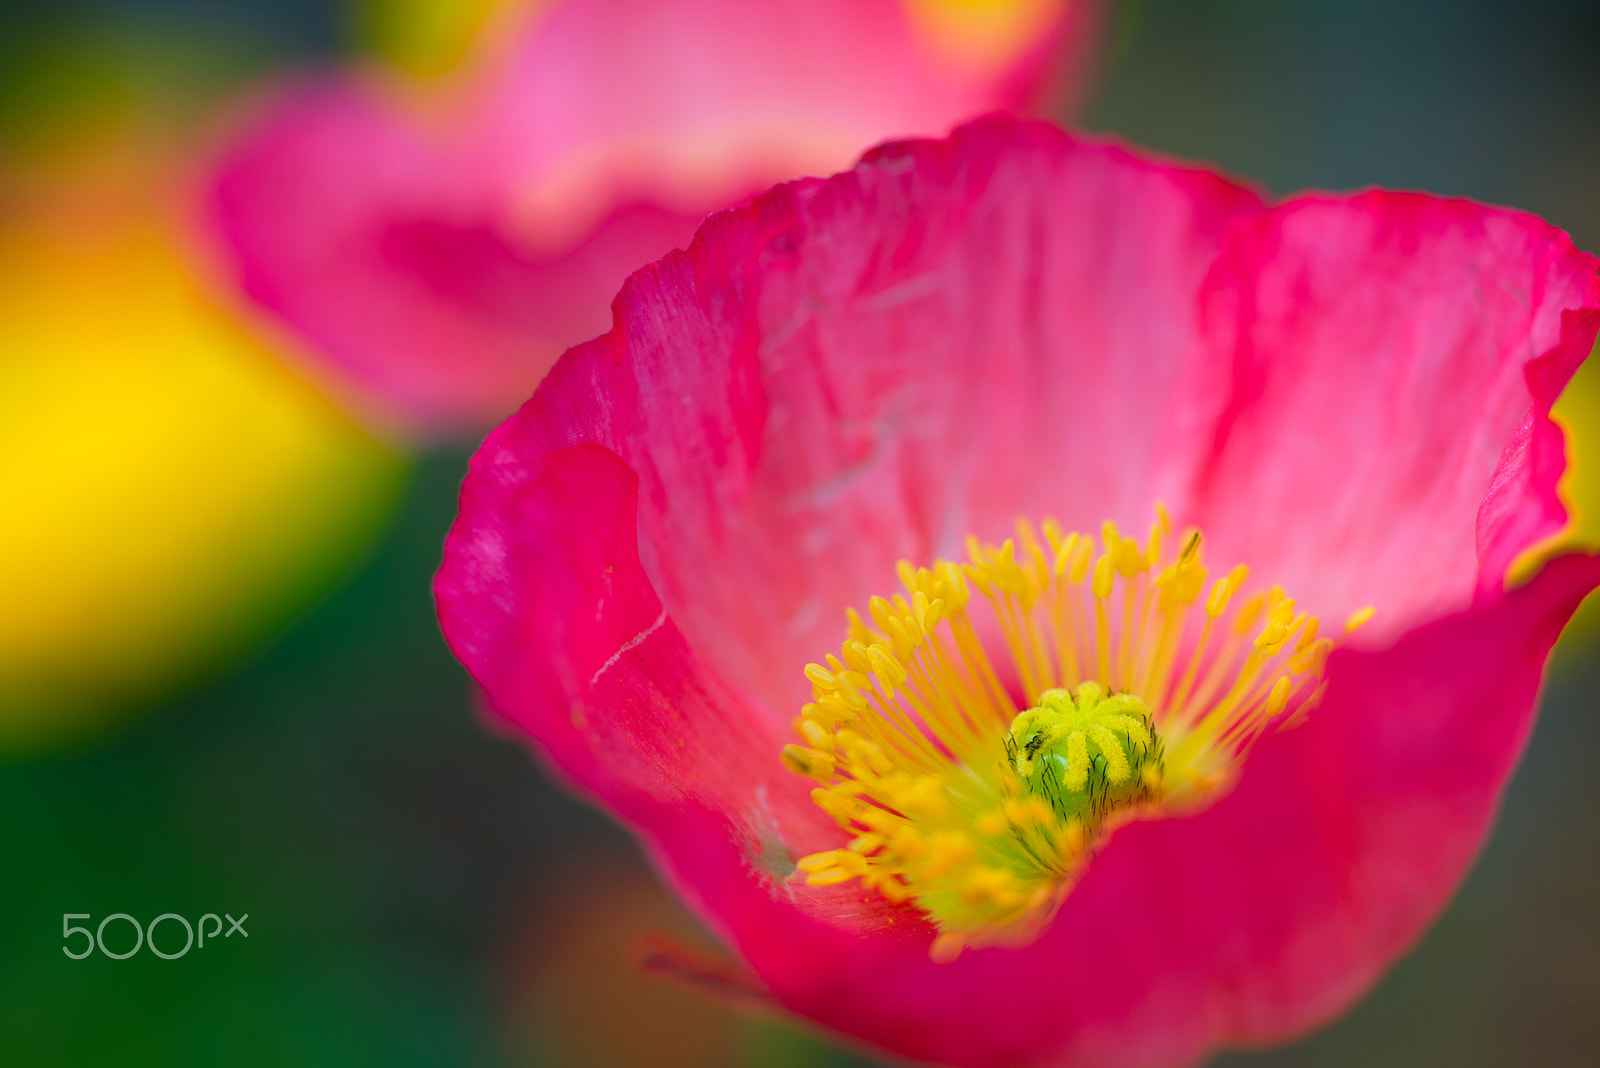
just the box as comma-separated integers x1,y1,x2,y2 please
206,0,1100,438
433,116,1600,1067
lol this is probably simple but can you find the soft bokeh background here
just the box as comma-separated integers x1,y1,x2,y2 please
4,1,1599,1065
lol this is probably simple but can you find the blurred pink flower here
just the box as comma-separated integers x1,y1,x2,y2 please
207,0,1099,438
433,117,1600,1067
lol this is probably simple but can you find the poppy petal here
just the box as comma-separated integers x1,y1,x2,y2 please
1168,193,1600,631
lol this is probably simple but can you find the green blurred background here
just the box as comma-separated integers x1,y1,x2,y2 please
3,1,1599,1065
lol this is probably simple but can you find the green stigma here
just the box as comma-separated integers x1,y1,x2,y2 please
1006,683,1163,833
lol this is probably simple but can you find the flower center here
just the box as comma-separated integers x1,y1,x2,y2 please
783,509,1372,961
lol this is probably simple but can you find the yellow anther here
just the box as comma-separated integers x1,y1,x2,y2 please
841,641,873,674
841,735,893,777
1178,528,1200,562
823,853,858,873
812,693,857,725
810,788,861,823
833,678,870,713
1206,564,1248,617
803,662,835,688
868,595,896,634
876,878,911,904
1101,521,1119,556
1092,553,1114,598
867,646,909,687
806,866,860,887
1067,537,1093,583
849,832,886,854
839,664,872,686
1051,531,1079,577
1265,676,1292,717
1254,621,1290,653
1346,605,1376,632
1296,616,1321,651
889,825,924,855
963,561,994,598
880,615,914,658
781,744,836,782
938,561,970,607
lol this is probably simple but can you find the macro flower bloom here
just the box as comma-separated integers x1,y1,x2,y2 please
434,117,1600,1066
208,0,1099,437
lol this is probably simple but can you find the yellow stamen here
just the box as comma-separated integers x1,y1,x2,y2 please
786,510,1357,959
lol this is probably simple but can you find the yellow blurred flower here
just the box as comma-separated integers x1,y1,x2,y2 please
902,0,1077,73
1547,345,1600,646
354,0,533,78
0,151,404,752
